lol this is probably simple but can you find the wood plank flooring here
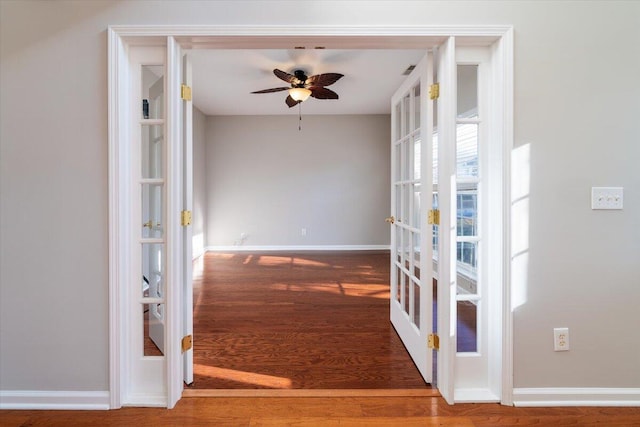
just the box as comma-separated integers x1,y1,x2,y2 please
190,251,430,389
3,396,640,426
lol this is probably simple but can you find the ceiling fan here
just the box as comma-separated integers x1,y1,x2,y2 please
251,69,344,107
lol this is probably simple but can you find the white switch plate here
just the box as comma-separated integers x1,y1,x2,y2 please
591,187,623,210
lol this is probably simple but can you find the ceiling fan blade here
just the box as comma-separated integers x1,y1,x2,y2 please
306,73,344,87
251,87,290,94
273,69,297,84
309,86,339,100
285,95,301,108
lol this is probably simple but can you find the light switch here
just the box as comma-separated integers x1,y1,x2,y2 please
591,187,623,210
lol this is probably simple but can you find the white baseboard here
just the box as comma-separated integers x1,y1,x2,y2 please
0,390,110,410
205,245,390,252
513,387,640,407
122,393,167,408
454,388,500,403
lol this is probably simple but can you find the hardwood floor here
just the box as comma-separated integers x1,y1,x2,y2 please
4,252,639,425
4,396,640,426
190,251,430,389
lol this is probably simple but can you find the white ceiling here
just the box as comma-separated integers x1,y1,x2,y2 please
189,49,427,116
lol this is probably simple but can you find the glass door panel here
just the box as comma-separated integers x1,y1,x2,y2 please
456,300,478,352
141,183,164,238
457,65,478,119
141,65,164,119
143,303,165,356
456,123,479,179
141,125,164,179
142,242,164,298
455,64,481,354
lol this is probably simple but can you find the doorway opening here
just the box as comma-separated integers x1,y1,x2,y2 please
108,26,513,409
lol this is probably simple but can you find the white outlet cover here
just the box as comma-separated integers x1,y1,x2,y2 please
554,327,570,351
591,187,623,210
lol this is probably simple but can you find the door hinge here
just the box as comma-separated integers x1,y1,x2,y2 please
181,210,192,226
428,333,440,350
428,209,440,225
181,84,192,101
181,335,193,353
429,83,440,100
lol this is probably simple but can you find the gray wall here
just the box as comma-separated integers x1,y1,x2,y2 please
205,115,390,248
1,1,639,393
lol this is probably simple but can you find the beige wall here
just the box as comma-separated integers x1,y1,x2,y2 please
1,0,639,393
204,115,391,248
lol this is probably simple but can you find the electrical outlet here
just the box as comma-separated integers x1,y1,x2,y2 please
554,327,569,351
301,228,307,237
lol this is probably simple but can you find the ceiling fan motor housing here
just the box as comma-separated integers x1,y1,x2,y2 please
293,70,308,86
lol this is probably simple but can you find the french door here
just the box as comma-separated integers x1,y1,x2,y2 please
110,27,511,409
389,52,435,383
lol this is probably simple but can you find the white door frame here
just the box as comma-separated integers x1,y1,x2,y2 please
108,24,513,409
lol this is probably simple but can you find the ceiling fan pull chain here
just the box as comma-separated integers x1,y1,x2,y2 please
298,103,302,131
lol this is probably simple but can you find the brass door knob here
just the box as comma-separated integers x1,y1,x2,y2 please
385,216,395,224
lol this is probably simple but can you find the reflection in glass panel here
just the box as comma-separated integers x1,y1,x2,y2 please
457,268,478,296
457,124,479,179
402,184,410,223
403,94,411,137
413,138,421,180
404,274,410,315
396,267,402,303
142,243,164,298
456,300,477,352
395,103,402,140
432,131,439,185
457,189,478,237
413,233,421,278
395,144,402,181
403,228,411,267
403,140,411,181
141,125,163,179
412,184,421,228
141,65,164,120
395,184,401,225
413,281,420,326
141,183,163,238
143,303,164,356
432,192,439,262
414,84,421,129
457,241,477,273
457,65,478,119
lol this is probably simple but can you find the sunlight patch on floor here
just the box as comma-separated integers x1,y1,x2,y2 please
194,364,292,389
255,255,332,268
269,282,389,299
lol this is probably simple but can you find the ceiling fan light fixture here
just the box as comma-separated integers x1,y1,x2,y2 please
289,87,312,102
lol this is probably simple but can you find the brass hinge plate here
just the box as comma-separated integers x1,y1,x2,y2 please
181,210,192,226
181,335,193,353
181,84,192,101
428,209,440,225
429,83,440,100
428,333,440,350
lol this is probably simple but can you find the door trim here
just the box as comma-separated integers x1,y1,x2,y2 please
108,24,514,409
